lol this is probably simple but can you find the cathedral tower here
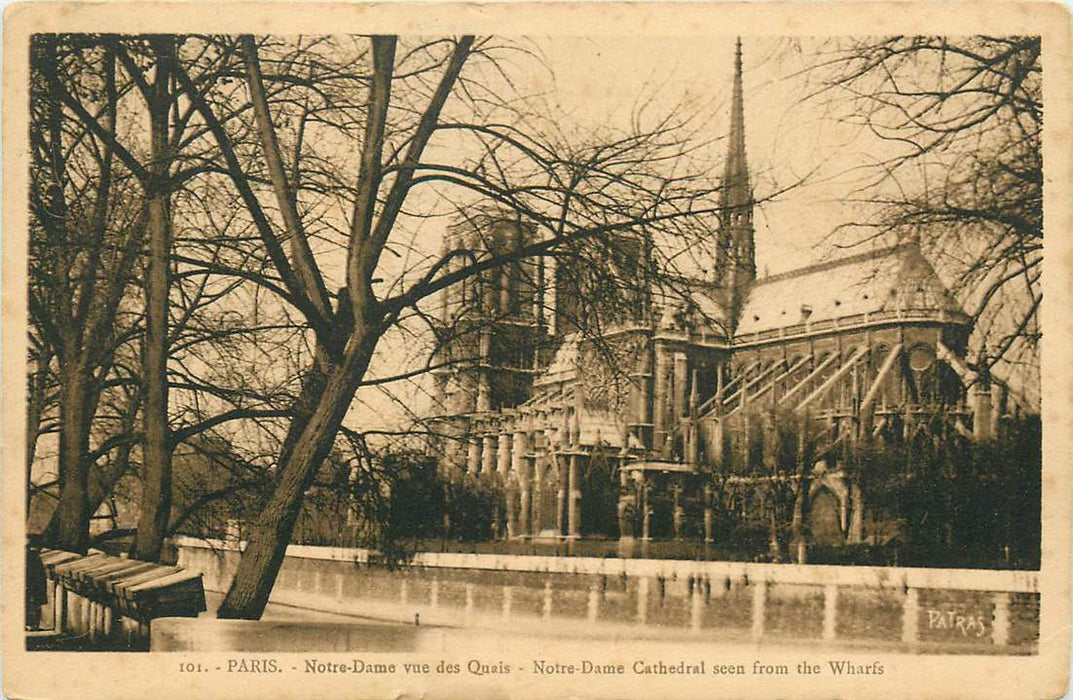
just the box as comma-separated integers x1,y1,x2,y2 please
716,38,756,330
432,213,545,417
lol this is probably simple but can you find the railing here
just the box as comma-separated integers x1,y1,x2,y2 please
39,548,206,650
734,308,971,348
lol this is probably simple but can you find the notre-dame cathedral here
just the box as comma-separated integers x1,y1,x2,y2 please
427,40,1013,551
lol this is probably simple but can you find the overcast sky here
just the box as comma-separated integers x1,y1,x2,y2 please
532,36,887,274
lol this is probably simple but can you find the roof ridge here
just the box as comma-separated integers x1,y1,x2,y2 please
753,243,907,286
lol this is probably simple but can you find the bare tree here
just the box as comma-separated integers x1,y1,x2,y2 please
154,33,728,619
29,34,305,555
29,35,146,552
808,36,1042,399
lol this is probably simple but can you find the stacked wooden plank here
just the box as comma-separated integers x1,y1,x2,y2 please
38,548,206,648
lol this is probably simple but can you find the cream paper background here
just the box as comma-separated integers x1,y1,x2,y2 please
2,2,1070,698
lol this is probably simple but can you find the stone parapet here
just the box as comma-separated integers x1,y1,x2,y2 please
172,537,1039,655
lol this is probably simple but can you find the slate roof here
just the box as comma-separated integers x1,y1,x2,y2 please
734,243,969,339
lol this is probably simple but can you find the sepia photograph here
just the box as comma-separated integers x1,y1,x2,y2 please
3,3,1070,699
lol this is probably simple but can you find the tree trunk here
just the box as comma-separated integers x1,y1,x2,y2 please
41,384,139,542
216,337,376,619
767,502,782,561
25,348,53,514
275,353,330,481
790,488,808,564
42,453,133,543
132,36,174,562
791,419,812,564
51,362,93,552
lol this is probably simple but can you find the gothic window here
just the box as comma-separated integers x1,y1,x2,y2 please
908,343,938,404
908,344,936,372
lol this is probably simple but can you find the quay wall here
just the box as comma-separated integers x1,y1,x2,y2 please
172,537,1039,654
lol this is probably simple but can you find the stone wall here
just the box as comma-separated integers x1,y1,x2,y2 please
174,537,1038,654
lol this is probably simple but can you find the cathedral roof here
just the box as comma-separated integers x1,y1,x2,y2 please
733,243,970,340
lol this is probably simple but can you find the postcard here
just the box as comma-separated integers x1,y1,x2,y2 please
3,2,1070,698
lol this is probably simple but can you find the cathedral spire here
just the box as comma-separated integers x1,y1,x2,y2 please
718,37,756,330
722,37,750,214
